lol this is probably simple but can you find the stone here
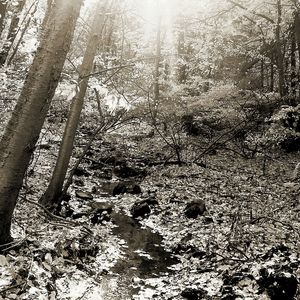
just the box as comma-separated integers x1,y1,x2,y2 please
128,184,142,195
181,287,207,300
112,183,127,196
112,182,142,196
74,179,85,186
89,203,113,225
114,163,146,178
75,191,93,200
203,216,214,224
130,201,151,218
74,167,90,177
143,196,158,206
39,144,51,150
220,285,236,300
90,202,114,214
184,200,206,219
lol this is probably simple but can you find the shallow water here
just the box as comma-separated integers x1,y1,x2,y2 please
100,213,178,299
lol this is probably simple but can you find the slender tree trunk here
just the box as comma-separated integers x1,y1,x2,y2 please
6,0,26,40
177,30,186,84
260,59,264,90
294,9,300,61
0,0,83,246
0,0,26,65
295,11,300,103
153,15,161,124
290,26,297,105
270,55,274,92
275,0,286,96
40,2,107,208
7,2,38,66
0,0,8,36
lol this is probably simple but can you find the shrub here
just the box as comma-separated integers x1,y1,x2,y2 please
246,105,300,154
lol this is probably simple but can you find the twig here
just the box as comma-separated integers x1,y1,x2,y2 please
0,239,26,253
81,64,134,79
0,283,24,295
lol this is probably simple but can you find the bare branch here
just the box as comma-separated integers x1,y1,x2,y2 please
228,0,275,23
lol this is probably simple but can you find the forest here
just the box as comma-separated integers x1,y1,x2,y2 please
0,0,300,299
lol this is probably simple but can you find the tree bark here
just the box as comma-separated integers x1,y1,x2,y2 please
0,0,83,245
0,0,8,36
40,2,108,208
42,0,55,30
294,10,300,70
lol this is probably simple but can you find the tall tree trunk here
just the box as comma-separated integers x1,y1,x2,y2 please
260,59,264,90
290,25,297,105
40,2,107,208
270,55,274,92
294,11,300,104
275,0,286,96
0,0,26,65
177,30,186,84
0,0,8,37
0,0,83,246
153,15,161,124
290,0,300,55
294,10,300,75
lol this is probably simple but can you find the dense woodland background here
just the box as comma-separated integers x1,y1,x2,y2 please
0,0,300,299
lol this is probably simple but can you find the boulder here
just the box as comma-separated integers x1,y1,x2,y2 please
184,200,206,219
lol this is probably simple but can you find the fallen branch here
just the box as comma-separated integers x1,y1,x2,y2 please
22,198,92,235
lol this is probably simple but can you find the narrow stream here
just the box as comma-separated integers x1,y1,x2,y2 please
100,212,178,299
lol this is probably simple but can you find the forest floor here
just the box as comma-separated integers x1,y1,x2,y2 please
0,118,300,300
